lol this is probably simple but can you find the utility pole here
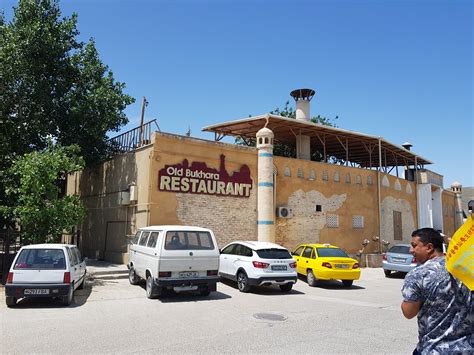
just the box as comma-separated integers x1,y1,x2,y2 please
139,96,148,146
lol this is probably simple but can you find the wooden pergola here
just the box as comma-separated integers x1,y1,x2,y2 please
202,114,432,175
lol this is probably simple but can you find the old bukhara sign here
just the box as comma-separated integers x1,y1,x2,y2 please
158,155,253,197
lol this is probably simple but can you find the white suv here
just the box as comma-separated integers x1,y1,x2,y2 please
219,241,297,293
5,244,86,307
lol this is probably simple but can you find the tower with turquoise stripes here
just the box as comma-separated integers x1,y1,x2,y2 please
256,126,275,242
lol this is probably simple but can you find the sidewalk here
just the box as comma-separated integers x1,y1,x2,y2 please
85,259,128,280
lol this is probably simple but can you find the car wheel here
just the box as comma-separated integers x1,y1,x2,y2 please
146,275,160,299
279,283,293,292
384,269,391,277
199,286,211,296
129,267,140,285
62,284,74,306
237,271,251,293
307,270,317,287
6,296,17,308
342,280,353,288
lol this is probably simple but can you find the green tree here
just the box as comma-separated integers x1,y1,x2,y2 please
3,142,86,243
0,0,134,166
0,0,134,228
236,101,339,161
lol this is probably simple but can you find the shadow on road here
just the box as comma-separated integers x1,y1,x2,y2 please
385,271,407,279
138,282,232,303
219,277,305,296
7,278,94,309
297,275,365,290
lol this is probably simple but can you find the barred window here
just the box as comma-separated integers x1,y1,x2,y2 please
367,176,373,185
309,169,316,180
326,214,339,228
334,172,340,182
355,175,362,184
345,173,351,184
352,216,364,229
284,167,291,177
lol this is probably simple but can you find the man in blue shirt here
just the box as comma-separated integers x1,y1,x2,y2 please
401,228,472,354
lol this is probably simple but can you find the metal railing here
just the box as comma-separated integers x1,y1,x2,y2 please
108,119,160,153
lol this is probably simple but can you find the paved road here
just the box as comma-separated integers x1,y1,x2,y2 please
0,268,417,354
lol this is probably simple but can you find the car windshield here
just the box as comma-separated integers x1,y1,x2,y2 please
388,245,410,254
255,248,292,259
316,248,349,258
14,248,66,270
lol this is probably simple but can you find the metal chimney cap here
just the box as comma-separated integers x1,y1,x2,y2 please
290,88,315,101
402,142,413,150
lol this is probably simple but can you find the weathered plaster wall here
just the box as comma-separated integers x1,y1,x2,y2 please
67,146,152,262
148,133,258,248
380,173,417,245
273,156,380,254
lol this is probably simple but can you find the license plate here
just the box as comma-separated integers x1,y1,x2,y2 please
179,271,199,278
335,264,349,269
24,289,49,295
392,258,405,263
271,265,287,271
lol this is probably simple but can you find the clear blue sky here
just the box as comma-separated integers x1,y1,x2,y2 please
3,0,473,188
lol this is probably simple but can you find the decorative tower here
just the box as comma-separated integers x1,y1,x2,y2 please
451,181,463,230
256,127,275,242
290,88,315,160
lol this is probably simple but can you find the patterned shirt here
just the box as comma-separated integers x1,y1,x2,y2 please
402,256,473,354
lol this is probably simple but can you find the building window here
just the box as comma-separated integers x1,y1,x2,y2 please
264,137,268,144
322,171,328,181
309,169,316,180
345,173,351,184
315,205,322,212
326,214,339,228
355,175,361,184
258,138,262,144
367,176,373,185
406,184,412,194
297,168,304,178
382,176,390,187
334,172,340,182
284,167,291,177
352,216,364,229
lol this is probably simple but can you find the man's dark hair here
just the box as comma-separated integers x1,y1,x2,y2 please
411,228,444,252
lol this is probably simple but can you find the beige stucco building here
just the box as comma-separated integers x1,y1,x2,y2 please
68,89,460,263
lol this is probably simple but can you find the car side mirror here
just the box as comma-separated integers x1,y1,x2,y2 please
83,256,88,263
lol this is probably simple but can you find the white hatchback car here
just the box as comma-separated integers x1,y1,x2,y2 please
219,241,297,292
5,244,86,307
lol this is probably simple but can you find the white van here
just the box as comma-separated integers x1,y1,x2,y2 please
5,244,86,307
128,225,220,298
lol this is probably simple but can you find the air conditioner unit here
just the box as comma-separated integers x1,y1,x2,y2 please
277,207,293,218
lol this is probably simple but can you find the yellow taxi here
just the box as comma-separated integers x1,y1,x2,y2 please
292,243,360,287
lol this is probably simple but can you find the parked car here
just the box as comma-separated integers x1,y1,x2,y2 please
5,244,87,307
128,225,220,298
219,241,297,293
382,244,417,277
292,243,360,287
